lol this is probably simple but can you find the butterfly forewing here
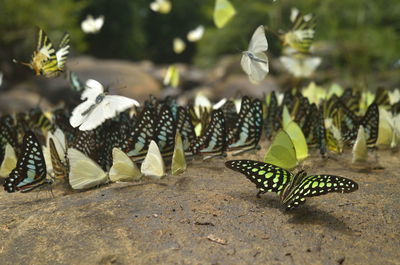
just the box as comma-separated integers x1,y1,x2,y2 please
3,131,49,192
176,107,196,152
225,160,291,194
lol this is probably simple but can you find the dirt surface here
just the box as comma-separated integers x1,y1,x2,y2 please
0,143,399,265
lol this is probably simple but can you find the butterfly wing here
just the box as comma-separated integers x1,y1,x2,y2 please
225,160,292,194
284,174,358,210
264,130,298,170
140,140,165,178
109,148,141,182
171,132,187,175
68,148,108,189
241,52,269,84
248,25,268,53
55,32,70,69
0,143,17,177
3,131,48,193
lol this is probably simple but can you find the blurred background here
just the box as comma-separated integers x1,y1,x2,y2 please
0,0,399,111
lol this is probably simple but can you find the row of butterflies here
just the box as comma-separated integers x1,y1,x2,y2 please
2,88,398,209
0,93,264,193
0,107,361,211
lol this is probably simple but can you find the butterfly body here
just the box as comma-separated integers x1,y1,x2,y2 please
225,160,358,210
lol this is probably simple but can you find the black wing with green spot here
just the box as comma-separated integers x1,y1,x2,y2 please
284,174,358,210
225,160,292,194
153,105,176,156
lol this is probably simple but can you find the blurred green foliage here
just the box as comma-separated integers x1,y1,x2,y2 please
0,0,399,78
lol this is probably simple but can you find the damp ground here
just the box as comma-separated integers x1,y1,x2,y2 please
0,143,399,265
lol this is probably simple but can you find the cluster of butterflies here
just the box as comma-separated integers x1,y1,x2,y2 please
2,81,400,209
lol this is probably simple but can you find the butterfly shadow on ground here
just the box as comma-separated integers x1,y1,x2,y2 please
286,205,355,235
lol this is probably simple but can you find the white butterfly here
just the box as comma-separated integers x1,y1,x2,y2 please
352,125,368,163
109,148,142,182
68,148,109,190
280,55,321,78
241,25,269,84
69,79,140,131
150,0,171,14
173,38,186,54
141,140,165,178
81,15,104,34
187,25,205,42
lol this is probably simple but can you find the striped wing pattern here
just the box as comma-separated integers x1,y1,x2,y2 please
3,131,50,193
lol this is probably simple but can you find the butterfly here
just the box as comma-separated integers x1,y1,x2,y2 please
213,0,236,28
225,160,358,210
241,25,269,84
342,102,379,146
173,38,186,54
176,107,196,153
228,97,263,155
67,71,85,93
191,109,227,160
68,148,108,190
265,91,279,139
352,125,368,163
150,0,172,14
141,140,165,178
187,25,205,42
0,142,17,177
153,105,176,157
163,65,180,88
280,55,321,78
81,15,104,34
3,131,52,193
47,129,68,180
70,79,140,131
264,129,298,170
13,28,70,78
109,148,142,182
281,8,316,54
122,107,155,161
171,131,187,175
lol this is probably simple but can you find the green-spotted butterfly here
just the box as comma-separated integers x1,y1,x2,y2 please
225,160,358,210
3,131,52,193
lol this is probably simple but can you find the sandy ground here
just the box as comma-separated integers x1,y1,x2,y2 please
0,143,399,265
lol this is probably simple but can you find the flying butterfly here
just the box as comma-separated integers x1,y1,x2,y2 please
3,131,52,193
213,0,236,29
69,79,140,131
13,28,70,78
225,160,358,210
280,55,321,78
81,15,104,34
241,25,269,84
281,8,316,54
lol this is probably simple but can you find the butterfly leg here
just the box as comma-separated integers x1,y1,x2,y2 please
256,190,266,198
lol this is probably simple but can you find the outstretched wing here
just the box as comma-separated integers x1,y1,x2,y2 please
225,160,292,194
284,174,358,210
